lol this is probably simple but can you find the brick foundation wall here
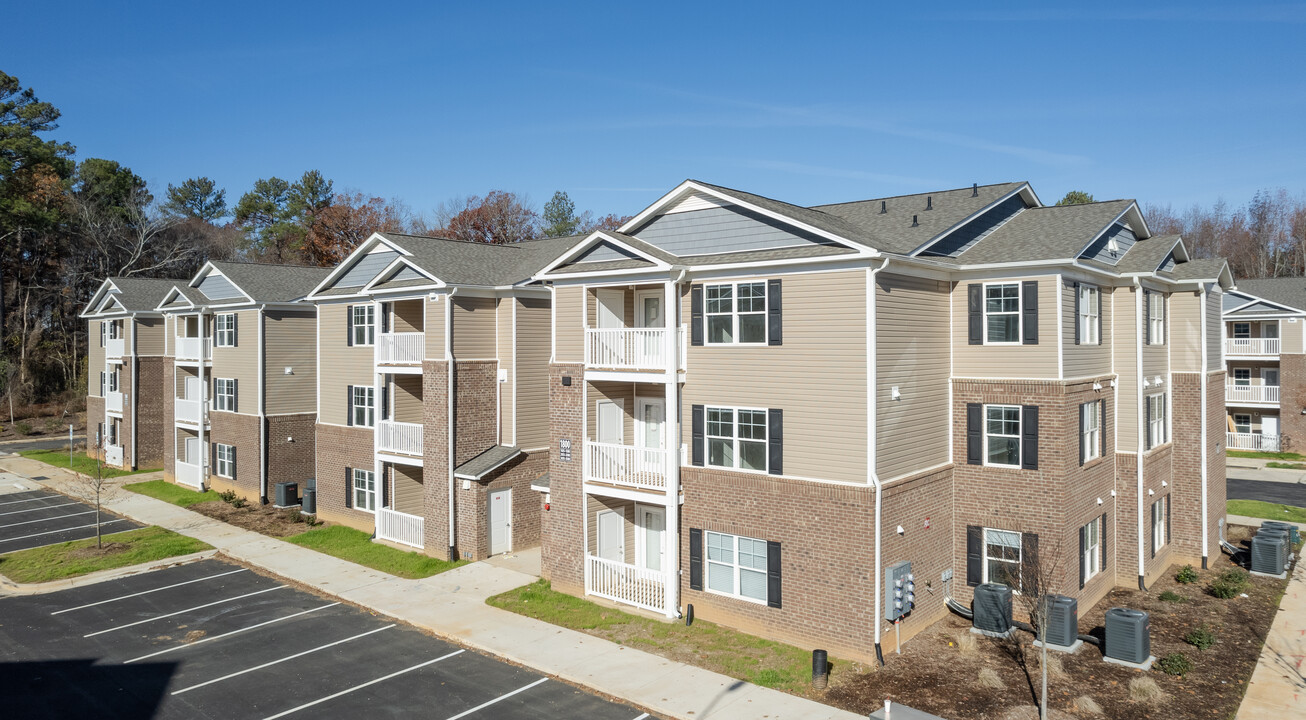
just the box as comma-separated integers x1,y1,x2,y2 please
1115,445,1175,589
422,360,452,557
162,363,175,481
453,360,498,466
267,414,316,493
1172,373,1211,564
454,450,548,561
119,361,134,469
86,396,104,459
208,411,261,500
879,466,954,649
1279,355,1306,452
1208,371,1228,567
315,423,379,532
135,357,168,469
541,363,584,592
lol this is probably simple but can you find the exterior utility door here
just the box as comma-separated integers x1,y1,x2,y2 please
597,400,623,445
184,436,200,465
596,509,624,562
636,398,665,450
185,376,201,400
489,488,512,555
1263,416,1280,438
636,505,665,572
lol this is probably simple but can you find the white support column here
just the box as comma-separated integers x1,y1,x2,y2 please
662,279,681,619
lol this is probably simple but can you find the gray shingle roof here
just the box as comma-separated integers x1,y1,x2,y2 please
1230,277,1306,313
376,233,580,287
106,277,188,312
1170,257,1230,282
1114,235,1181,274
210,262,332,303
952,200,1134,265
453,445,522,480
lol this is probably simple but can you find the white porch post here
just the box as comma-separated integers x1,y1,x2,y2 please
663,279,681,619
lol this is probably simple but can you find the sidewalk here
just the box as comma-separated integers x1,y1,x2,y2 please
1229,514,1306,532
0,456,860,720
1236,554,1306,718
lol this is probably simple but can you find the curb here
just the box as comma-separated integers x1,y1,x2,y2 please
0,549,219,596
1229,514,1306,532
0,435,86,447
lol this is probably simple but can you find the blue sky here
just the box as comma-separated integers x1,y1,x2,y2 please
7,1,1305,221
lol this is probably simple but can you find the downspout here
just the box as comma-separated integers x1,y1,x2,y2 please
130,315,138,470
445,287,458,558
197,310,209,490
1134,278,1147,591
1198,286,1209,568
869,256,890,665
258,304,267,505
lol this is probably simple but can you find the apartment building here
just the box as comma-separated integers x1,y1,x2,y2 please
1220,277,1306,453
82,277,183,470
155,262,328,502
305,232,574,561
534,180,1231,664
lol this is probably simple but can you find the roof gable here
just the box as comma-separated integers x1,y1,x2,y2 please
916,191,1028,257
630,202,842,257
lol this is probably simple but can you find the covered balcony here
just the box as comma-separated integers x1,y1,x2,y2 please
1227,384,1280,405
174,315,211,362
175,369,206,426
585,495,672,616
584,442,669,492
175,429,204,488
375,464,424,549
375,298,425,368
1227,431,1280,453
376,374,422,459
1226,338,1279,357
106,391,123,414
106,337,125,359
377,420,422,456
584,284,682,373
584,381,675,497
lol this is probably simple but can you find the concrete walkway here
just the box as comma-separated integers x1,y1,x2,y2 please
0,456,859,720
1237,554,1306,718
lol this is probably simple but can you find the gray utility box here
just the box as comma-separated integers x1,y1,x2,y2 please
301,486,316,515
885,561,914,622
1040,594,1079,648
275,481,299,508
1250,532,1288,577
972,583,1013,636
1104,608,1150,665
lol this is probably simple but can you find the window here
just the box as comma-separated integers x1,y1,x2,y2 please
1233,414,1251,434
706,407,767,472
1264,369,1280,387
100,322,107,347
1148,292,1165,345
215,443,235,478
984,405,1021,467
1081,401,1100,463
1233,368,1251,387
1083,517,1101,582
1147,393,1167,448
984,283,1021,343
984,528,1022,590
351,386,375,427
107,320,120,340
1231,322,1250,339
214,378,236,412
351,305,376,346
1152,495,1169,552
705,531,769,603
214,313,237,347
1078,285,1099,344
107,369,119,393
705,282,766,344
352,468,377,511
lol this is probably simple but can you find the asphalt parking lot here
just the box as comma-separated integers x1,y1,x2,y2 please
0,558,656,720
0,488,141,553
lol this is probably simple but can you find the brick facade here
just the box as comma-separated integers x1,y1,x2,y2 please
162,363,175,481
453,360,498,466
1279,354,1306,452
85,396,104,459
541,363,585,592
135,357,168,469
1171,372,1226,566
315,423,379,532
207,411,262,500
422,360,452,557
1206,371,1228,567
454,450,548,561
267,413,316,492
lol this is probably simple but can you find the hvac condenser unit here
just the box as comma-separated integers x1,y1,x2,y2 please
1104,608,1151,667
972,583,1013,637
274,481,299,508
1260,520,1300,547
1039,594,1079,650
1250,533,1288,577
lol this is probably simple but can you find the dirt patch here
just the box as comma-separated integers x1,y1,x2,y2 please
0,407,86,441
825,526,1289,720
188,501,312,538
183,630,207,643
66,542,130,559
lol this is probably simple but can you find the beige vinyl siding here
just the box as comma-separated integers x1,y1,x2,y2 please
391,374,422,423
554,285,584,363
876,272,950,480
392,464,423,515
88,321,104,396
177,427,198,460
391,299,423,333
681,269,868,485
1207,289,1224,371
164,316,173,356
588,382,635,443
498,298,515,444
952,275,1059,379
424,296,446,359
587,287,636,327
210,309,259,416
120,318,134,357
1061,278,1113,379
587,496,635,564
452,296,496,358
264,310,317,415
1282,316,1303,354
318,303,378,425
1112,286,1141,452
516,297,551,448
135,317,165,356
177,366,198,397
1169,290,1203,373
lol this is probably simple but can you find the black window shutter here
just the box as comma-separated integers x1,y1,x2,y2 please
689,528,703,590
967,284,982,345
1078,403,1086,466
966,403,982,465
1099,399,1107,458
230,445,236,480
100,372,105,394
1096,287,1103,345
346,306,354,347
1021,405,1039,470
966,525,982,586
345,467,353,508
1021,280,1038,345
1150,501,1156,558
1144,397,1152,451
1166,496,1171,547
1073,281,1082,346
1079,524,1087,589
766,540,782,608
1101,512,1108,571
767,409,782,475
232,379,238,414
767,279,782,346
1143,291,1151,345
381,384,389,422
1020,532,1039,593
210,442,216,477
381,468,389,509
690,285,704,346
232,314,238,346
346,385,354,426
691,404,704,467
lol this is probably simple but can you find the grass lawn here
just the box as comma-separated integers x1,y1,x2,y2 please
124,479,222,507
0,526,212,583
1227,449,1306,461
286,525,465,579
1228,499,1306,524
1265,461,1306,469
488,580,833,695
19,449,159,478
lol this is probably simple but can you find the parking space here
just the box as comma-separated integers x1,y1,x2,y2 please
0,489,141,553
0,558,655,720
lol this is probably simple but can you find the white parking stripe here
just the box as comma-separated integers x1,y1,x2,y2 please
632,714,650,720
83,585,287,638
0,510,95,529
0,519,127,544
443,677,549,720
124,602,341,663
0,501,80,516
171,625,394,694
53,568,248,615
0,495,59,507
261,650,465,720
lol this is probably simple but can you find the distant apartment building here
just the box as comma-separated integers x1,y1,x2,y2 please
1220,278,1306,453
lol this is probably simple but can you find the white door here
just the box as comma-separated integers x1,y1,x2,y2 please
1263,322,1280,339
636,398,665,449
597,400,623,445
184,436,200,465
635,505,665,572
636,291,663,328
185,376,201,400
596,290,624,329
1263,369,1280,387
597,509,624,562
1263,416,1280,438
489,489,512,555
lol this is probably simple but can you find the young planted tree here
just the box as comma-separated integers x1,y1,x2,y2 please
67,439,122,550
1010,533,1067,720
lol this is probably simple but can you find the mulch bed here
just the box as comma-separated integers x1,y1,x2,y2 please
187,500,313,538
824,525,1290,719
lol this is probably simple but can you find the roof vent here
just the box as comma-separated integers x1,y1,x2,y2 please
926,196,933,211
911,214,919,227
972,183,979,197
880,200,887,214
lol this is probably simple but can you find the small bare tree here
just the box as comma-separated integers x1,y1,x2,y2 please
1011,533,1067,720
66,439,121,549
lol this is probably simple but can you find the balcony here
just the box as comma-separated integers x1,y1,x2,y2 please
586,554,666,614
176,337,212,362
376,507,424,548
377,420,423,456
105,445,124,466
584,441,669,492
586,327,684,371
1226,338,1279,356
1227,432,1280,453
106,337,125,359
376,332,424,366
175,398,205,426
106,391,123,413
1227,385,1280,405
176,461,203,488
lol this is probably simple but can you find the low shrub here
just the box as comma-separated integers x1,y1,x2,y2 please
1129,676,1166,702
230,497,248,509
1210,568,1250,599
1156,652,1194,676
13,421,32,436
1185,624,1217,650
217,489,237,503
1073,696,1104,715
44,418,63,433
1175,565,1199,584
1159,590,1187,603
1219,567,1250,585
284,509,304,524
977,667,1005,689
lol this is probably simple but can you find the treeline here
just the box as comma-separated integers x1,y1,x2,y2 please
0,71,627,407
1144,190,1306,279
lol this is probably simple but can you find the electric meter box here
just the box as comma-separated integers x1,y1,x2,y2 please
885,560,914,622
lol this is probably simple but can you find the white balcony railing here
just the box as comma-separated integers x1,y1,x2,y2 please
376,332,424,365
105,445,124,466
586,327,672,370
106,391,123,413
1227,432,1280,452
584,441,669,491
176,336,212,361
175,398,205,425
106,337,125,358
377,420,423,456
586,554,666,614
1227,385,1280,405
176,461,203,488
376,507,424,548
1227,338,1280,356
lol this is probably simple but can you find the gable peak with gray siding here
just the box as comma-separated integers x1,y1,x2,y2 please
196,272,245,301
628,203,840,257
1079,222,1137,265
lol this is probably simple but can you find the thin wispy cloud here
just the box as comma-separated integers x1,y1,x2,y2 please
742,160,945,188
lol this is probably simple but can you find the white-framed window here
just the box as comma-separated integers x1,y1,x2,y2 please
351,304,376,346
1083,517,1101,582
1233,368,1251,386
705,282,766,344
1078,284,1099,344
984,528,1022,590
1081,401,1100,463
1152,495,1169,552
353,468,377,511
1231,322,1250,339
107,369,119,393
705,530,769,603
706,406,767,472
1263,368,1280,387
1147,393,1167,448
106,421,118,446
351,386,375,427
1148,292,1165,345
107,320,120,340
214,378,236,412
984,283,1021,344
1233,414,1252,434
100,321,108,347
215,443,235,478
214,313,237,347
984,405,1022,468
